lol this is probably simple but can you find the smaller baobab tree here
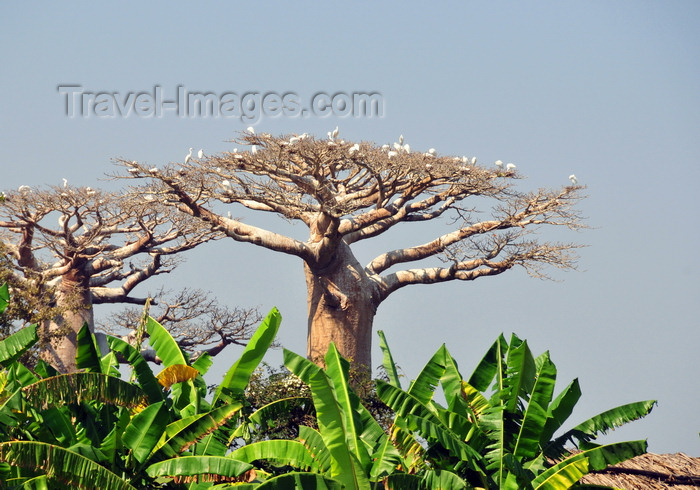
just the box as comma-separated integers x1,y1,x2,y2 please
0,184,224,372
118,130,585,372
100,287,263,363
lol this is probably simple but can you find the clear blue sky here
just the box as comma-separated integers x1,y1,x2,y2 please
1,1,698,455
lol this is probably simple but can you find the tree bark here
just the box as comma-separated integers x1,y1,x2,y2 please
41,267,94,373
305,240,379,371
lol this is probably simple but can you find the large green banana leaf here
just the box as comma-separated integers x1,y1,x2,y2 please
575,439,648,472
213,307,281,406
0,325,37,367
284,349,371,490
502,338,536,413
467,335,507,392
298,425,332,473
539,378,581,452
0,441,137,490
551,400,657,449
377,330,400,388
530,454,590,490
154,403,242,459
76,323,103,373
21,372,146,410
146,455,253,480
106,335,164,404
146,316,188,367
122,401,170,465
229,440,319,471
324,343,371,471
405,345,447,408
513,351,557,459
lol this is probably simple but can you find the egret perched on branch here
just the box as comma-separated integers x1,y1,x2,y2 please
569,174,578,185
185,148,193,164
198,149,204,159
251,145,258,155
127,168,139,174
62,178,68,188
349,143,360,154
149,167,159,174
247,126,255,134
399,134,404,145
331,126,339,139
427,148,436,156
495,160,503,169
387,151,397,158
506,163,516,171
18,185,31,193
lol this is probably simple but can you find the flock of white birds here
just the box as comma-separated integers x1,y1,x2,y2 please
14,127,579,197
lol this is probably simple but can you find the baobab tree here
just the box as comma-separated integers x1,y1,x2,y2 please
0,184,239,372
99,287,263,363
119,130,585,371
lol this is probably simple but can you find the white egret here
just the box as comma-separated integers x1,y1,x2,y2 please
331,126,339,139
198,149,204,159
461,156,468,164
149,167,159,174
251,145,258,155
221,180,231,187
399,134,404,145
387,151,397,158
127,168,139,174
471,157,477,165
144,194,155,202
18,185,31,193
131,160,138,165
393,142,402,151
569,174,578,185
349,144,360,154
506,163,516,171
495,160,503,168
403,144,410,153
289,136,300,144
62,178,68,188
247,126,255,134
86,187,96,196
185,148,193,164
381,144,390,150
425,163,433,170
428,148,436,155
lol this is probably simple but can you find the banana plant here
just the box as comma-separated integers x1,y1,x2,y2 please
0,284,284,488
376,332,657,489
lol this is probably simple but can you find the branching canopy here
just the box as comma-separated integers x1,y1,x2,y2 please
116,131,585,306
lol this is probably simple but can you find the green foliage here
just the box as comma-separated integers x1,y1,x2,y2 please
375,332,657,489
0,285,657,489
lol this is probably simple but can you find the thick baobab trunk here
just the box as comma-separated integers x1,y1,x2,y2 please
41,269,94,373
305,241,379,371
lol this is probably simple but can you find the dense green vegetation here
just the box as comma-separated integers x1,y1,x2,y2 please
0,284,655,488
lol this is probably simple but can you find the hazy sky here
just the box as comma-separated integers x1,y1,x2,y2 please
1,2,698,456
